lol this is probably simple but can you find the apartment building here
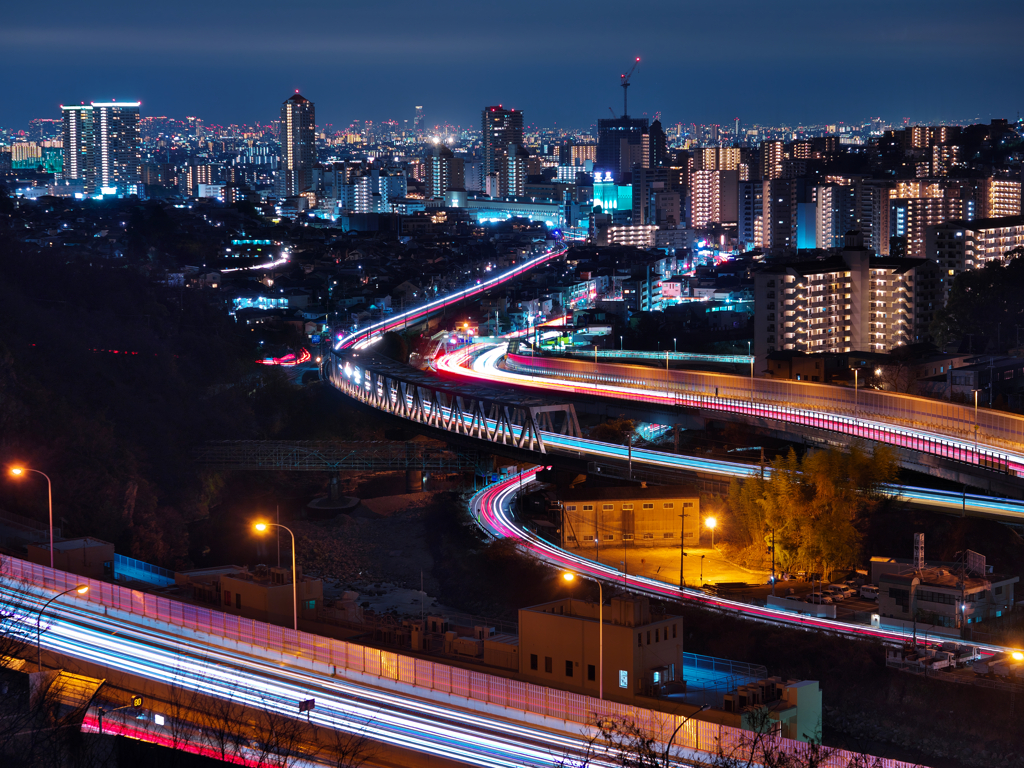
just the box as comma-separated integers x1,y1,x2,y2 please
753,232,942,370
926,216,1024,297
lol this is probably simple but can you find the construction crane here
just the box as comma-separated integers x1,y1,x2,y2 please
608,107,617,118
620,57,640,118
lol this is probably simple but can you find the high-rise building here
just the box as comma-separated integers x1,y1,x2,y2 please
927,216,1024,298
425,143,464,198
738,180,764,250
595,116,648,183
503,143,529,198
761,140,785,180
278,93,316,197
689,170,738,228
61,105,94,191
753,232,942,369
632,166,685,226
413,106,426,136
482,106,523,189
91,102,142,195
974,177,1022,219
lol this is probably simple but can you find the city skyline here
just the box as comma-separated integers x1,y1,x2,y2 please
3,0,1023,131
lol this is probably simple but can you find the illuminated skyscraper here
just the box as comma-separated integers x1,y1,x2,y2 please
279,93,316,197
425,142,464,198
481,106,523,183
595,116,647,183
413,106,426,136
91,102,141,195
61,104,94,192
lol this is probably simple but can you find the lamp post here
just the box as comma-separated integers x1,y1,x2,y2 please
748,341,753,382
620,335,624,352
662,703,710,765
854,368,858,413
563,572,602,700
254,521,298,631
705,517,717,549
973,388,981,461
673,338,677,353
9,467,54,568
37,585,88,670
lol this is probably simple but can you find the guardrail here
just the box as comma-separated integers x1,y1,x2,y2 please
561,349,755,366
6,554,919,768
505,353,1024,477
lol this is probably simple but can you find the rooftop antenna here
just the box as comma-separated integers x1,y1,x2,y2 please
620,58,640,118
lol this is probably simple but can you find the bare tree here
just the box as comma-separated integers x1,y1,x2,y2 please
314,722,377,768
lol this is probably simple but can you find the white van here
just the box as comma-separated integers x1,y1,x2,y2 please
860,585,879,601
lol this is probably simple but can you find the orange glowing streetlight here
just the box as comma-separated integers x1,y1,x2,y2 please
253,521,297,631
38,585,88,669
705,517,717,549
9,466,54,568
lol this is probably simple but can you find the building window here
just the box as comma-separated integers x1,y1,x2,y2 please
683,502,693,508
566,535,577,542
603,534,614,541
567,505,577,511
637,633,642,647
622,504,633,510
663,532,674,538
588,664,596,681
530,654,538,671
672,623,677,638
582,505,594,511
583,534,594,541
223,590,231,606
545,657,552,673
643,533,654,539
655,629,660,642
603,504,613,510
623,534,634,540
647,631,651,645
663,503,674,509
235,593,242,609
565,660,574,677
619,670,628,688
303,600,316,611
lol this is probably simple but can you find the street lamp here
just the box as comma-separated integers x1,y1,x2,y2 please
563,571,603,700
673,338,677,353
9,467,54,568
663,703,710,764
619,335,624,352
705,517,717,549
37,585,88,670
973,388,981,460
254,521,298,631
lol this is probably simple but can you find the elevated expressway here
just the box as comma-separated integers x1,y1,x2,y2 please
443,344,1024,498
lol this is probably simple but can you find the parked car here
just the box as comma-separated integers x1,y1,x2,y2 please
804,593,833,604
860,585,880,601
783,594,803,601
822,585,847,601
837,585,858,598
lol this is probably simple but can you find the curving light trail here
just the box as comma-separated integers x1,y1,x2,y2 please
336,244,568,352
4,587,636,768
471,470,1013,658
432,344,1024,522
444,343,1024,476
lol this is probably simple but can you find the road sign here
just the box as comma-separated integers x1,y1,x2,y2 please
131,696,143,708
299,699,315,713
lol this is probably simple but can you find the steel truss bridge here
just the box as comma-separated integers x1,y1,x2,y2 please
194,440,493,473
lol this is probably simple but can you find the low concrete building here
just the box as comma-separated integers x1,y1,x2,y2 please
878,566,1017,631
559,484,700,550
176,564,323,628
518,596,682,703
26,538,114,580
715,677,822,743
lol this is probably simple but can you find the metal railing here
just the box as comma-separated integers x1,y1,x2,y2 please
5,554,919,768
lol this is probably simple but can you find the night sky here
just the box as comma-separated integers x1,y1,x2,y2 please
3,0,1023,130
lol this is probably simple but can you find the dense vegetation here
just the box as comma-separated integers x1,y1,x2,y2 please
724,444,899,576
931,249,1024,348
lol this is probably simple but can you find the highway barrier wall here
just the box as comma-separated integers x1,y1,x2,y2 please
505,353,1023,474
6,554,922,768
